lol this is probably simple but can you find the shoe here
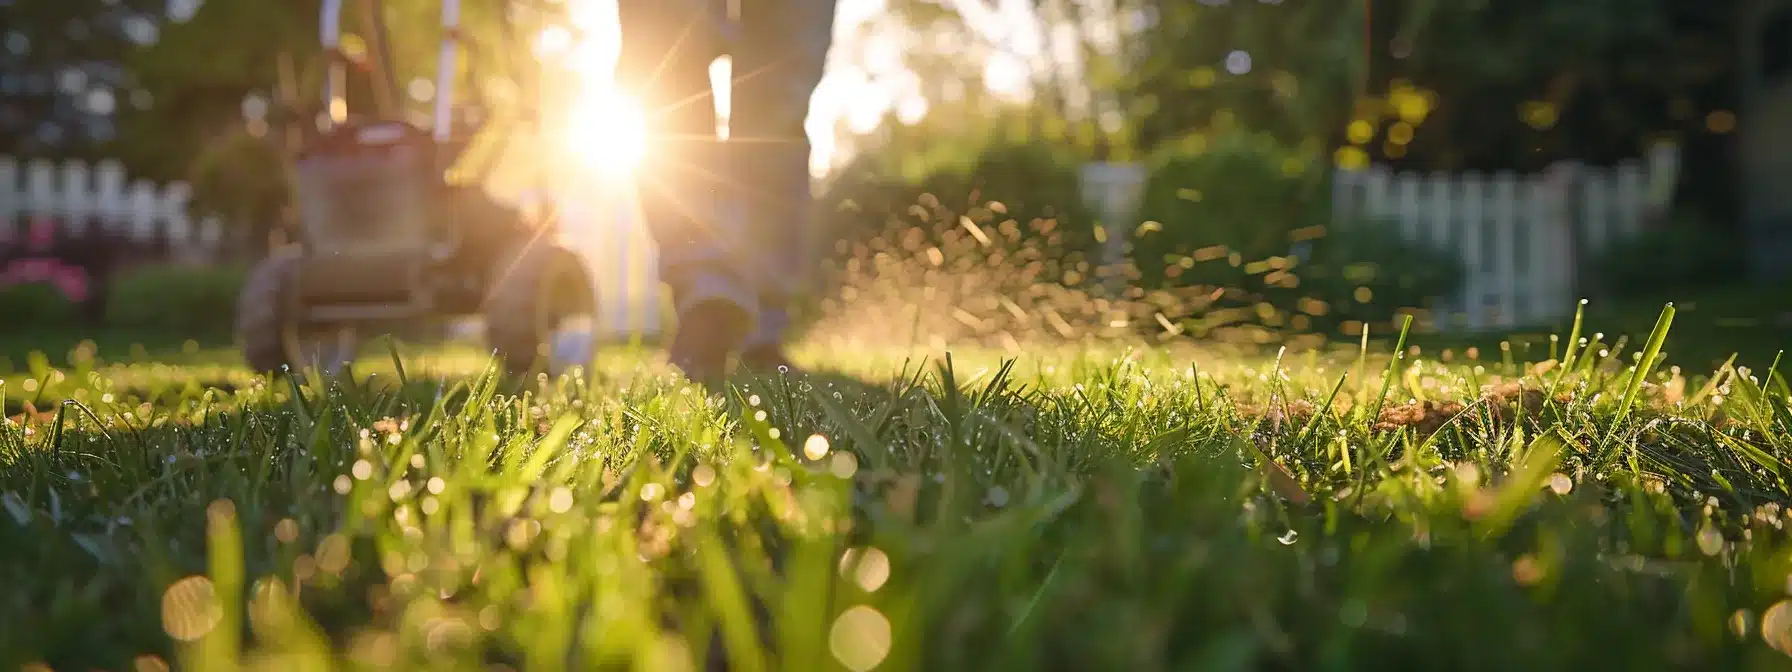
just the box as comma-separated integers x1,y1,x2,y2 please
667,272,757,387
738,304,799,375
740,343,799,375
668,298,753,387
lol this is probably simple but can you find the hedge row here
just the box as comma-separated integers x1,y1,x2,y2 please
0,264,246,333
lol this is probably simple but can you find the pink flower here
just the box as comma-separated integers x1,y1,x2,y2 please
14,259,50,282
0,256,91,303
26,218,54,252
57,268,90,303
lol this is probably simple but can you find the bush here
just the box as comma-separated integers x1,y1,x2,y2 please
1129,131,1331,288
821,139,1094,245
964,142,1093,225
0,281,78,327
1116,133,1464,336
1594,215,1740,298
1275,218,1466,332
816,139,1100,306
104,263,247,334
190,128,290,236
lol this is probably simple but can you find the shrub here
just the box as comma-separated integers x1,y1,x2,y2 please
189,128,290,240
1116,131,1463,336
964,142,1093,225
103,263,247,334
816,139,1099,304
1129,131,1331,288
0,281,78,327
1276,218,1466,332
822,139,1093,245
1593,215,1739,298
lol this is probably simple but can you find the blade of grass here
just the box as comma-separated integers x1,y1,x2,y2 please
1688,354,1738,408
200,499,243,672
1546,299,1589,405
385,336,410,388
1365,314,1414,429
1479,429,1568,540
1355,324,1370,402
1604,303,1675,462
1292,373,1348,448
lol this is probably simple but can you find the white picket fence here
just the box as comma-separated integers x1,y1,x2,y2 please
0,157,224,256
1331,152,1676,331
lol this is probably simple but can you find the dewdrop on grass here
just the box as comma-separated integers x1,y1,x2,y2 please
839,547,891,592
548,487,574,513
805,434,832,460
830,605,893,672
1547,473,1573,496
640,483,665,502
830,452,859,478
986,486,1009,508
693,464,717,487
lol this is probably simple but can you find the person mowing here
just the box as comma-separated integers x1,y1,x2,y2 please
612,0,838,385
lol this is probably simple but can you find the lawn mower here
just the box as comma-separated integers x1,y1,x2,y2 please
234,0,596,376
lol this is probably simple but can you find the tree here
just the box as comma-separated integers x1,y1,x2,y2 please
1120,0,1370,157
883,0,1139,158
116,0,321,181
1361,0,1730,172
0,0,167,157
888,0,1736,165
117,0,558,238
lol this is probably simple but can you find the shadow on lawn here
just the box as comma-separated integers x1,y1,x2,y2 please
1380,285,1792,373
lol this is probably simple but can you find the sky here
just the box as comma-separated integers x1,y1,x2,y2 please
804,0,1042,173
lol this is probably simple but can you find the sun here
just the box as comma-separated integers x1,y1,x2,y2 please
564,88,648,176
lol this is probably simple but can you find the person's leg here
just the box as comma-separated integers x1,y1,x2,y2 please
613,1,754,382
728,0,838,370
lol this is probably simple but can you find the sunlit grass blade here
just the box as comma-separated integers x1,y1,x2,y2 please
694,522,770,672
1546,298,1589,404
1293,373,1348,447
384,336,410,388
1688,353,1738,408
1236,434,1309,505
1604,303,1675,458
1479,429,1567,539
198,499,242,672
1364,313,1413,428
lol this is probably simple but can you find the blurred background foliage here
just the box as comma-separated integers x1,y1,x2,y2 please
8,0,1737,220
0,0,1756,339
802,0,1743,340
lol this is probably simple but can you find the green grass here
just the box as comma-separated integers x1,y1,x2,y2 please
7,304,1792,670
0,327,236,374
1404,285,1792,372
